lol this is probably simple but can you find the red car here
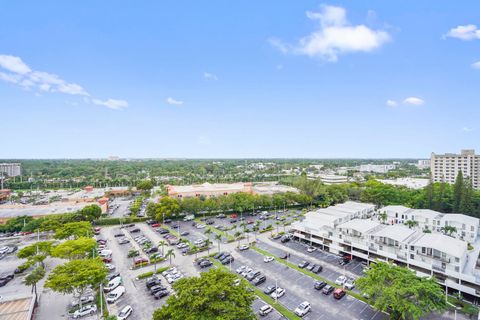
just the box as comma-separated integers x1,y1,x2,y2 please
247,220,254,224
333,288,346,299
102,257,112,263
134,257,149,267
151,223,161,228
230,214,237,218
94,227,101,235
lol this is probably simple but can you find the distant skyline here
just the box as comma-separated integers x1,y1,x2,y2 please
0,1,478,158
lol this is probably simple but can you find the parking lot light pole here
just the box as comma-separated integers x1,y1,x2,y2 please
100,283,104,318
275,279,278,304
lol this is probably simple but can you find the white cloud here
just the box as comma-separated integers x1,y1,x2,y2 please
386,99,398,107
462,127,475,133
92,98,128,110
0,55,31,74
0,54,127,110
203,72,218,80
472,61,480,69
166,97,183,105
403,97,425,106
445,24,480,41
270,5,390,62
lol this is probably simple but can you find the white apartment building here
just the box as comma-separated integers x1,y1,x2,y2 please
380,205,480,243
0,163,21,177
291,202,480,299
431,149,480,189
359,164,396,174
318,174,349,185
416,159,431,169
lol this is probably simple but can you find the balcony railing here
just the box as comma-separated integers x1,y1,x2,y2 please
396,254,407,261
432,264,446,272
416,251,451,263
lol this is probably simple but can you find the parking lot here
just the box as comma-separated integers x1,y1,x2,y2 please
224,247,387,320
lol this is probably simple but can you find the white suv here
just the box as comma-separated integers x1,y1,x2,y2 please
72,304,97,318
294,301,311,317
335,275,347,286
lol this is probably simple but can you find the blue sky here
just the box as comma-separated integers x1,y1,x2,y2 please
0,1,479,159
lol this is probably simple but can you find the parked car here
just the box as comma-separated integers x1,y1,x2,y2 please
117,305,133,320
71,295,95,308
335,275,347,286
114,232,124,237
280,236,290,243
294,301,311,317
270,287,285,299
154,290,169,299
105,263,116,271
104,276,122,292
252,275,266,286
107,286,126,303
146,278,162,289
221,256,234,265
344,278,355,290
263,285,277,295
72,304,97,318
263,256,274,263
322,285,334,295
314,280,327,290
307,246,316,253
333,288,346,299
151,223,161,228
306,264,315,271
150,285,168,295
246,270,261,281
180,231,190,236
102,257,112,263
311,265,323,273
199,260,212,268
239,244,249,251
106,273,120,281
298,261,309,269
118,238,130,245
259,304,273,316
236,265,247,273
134,257,149,267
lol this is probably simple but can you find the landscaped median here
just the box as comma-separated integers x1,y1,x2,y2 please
209,258,301,320
136,266,171,280
251,245,368,302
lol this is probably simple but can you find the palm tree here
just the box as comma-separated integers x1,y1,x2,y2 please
158,240,167,256
243,227,250,244
234,231,242,248
24,266,45,305
205,239,212,255
191,245,199,259
275,221,281,234
166,249,176,265
214,234,222,252
378,212,388,224
204,228,212,239
441,225,457,236
405,220,418,229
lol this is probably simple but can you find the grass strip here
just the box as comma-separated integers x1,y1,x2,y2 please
251,245,368,302
210,258,301,320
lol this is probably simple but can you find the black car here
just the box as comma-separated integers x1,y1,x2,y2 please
306,264,315,271
146,220,158,225
180,231,190,236
154,290,169,299
214,252,225,259
322,284,334,295
217,252,229,260
314,280,327,290
130,228,141,233
0,272,14,281
280,236,290,243
312,265,323,273
298,261,309,269
196,258,208,265
230,219,237,223
146,279,162,289
114,233,124,237
200,260,213,268
106,273,121,281
272,234,282,240
279,253,288,259
206,220,214,225
252,275,266,286
157,228,169,234
164,219,172,224
263,285,277,295
339,256,350,265
146,247,158,254
246,271,261,281
221,256,234,265
126,223,135,227
150,285,167,295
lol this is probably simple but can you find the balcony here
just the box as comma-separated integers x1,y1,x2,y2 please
396,254,407,261
416,251,451,264
432,264,446,272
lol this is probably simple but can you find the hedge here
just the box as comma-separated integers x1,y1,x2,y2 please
93,216,149,226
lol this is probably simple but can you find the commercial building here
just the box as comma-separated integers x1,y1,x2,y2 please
167,182,253,198
376,178,430,189
318,174,349,185
416,159,431,169
431,149,480,189
358,164,396,173
291,202,480,299
0,163,21,177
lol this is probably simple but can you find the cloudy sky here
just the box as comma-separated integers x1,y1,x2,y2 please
0,1,478,158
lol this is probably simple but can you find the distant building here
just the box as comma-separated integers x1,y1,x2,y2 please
318,174,348,185
359,164,396,173
0,163,21,177
167,182,253,198
431,149,480,189
416,159,431,169
376,178,430,189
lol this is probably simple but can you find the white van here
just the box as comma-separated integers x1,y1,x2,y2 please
106,286,126,304
183,214,195,221
99,249,112,257
104,276,122,292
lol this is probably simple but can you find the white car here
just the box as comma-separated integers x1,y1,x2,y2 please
107,286,126,304
117,305,133,320
196,224,206,229
335,275,347,286
72,304,97,318
270,287,285,299
236,265,247,274
99,249,112,257
259,304,273,316
344,278,355,290
263,256,274,263
294,301,311,317
104,276,122,292
105,263,116,271
0,247,10,254
238,244,249,251
307,246,316,253
70,295,95,308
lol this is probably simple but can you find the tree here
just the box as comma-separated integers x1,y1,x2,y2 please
17,241,54,268
214,234,222,252
136,179,154,192
356,261,445,320
78,205,102,221
45,258,108,309
191,245,199,259
405,220,419,229
460,178,474,214
152,268,255,320
51,237,97,260
234,231,242,247
155,197,181,222
54,221,92,239
205,239,212,255
378,212,388,224
441,225,457,236
24,266,46,303
166,248,176,265
453,171,464,212
158,240,167,256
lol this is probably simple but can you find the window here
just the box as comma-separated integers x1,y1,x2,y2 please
410,254,414,259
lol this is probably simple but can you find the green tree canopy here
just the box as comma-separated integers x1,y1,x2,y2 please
152,268,255,320
155,197,181,221
356,261,445,320
136,179,154,191
54,221,92,239
24,266,46,301
51,237,97,260
78,204,102,221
